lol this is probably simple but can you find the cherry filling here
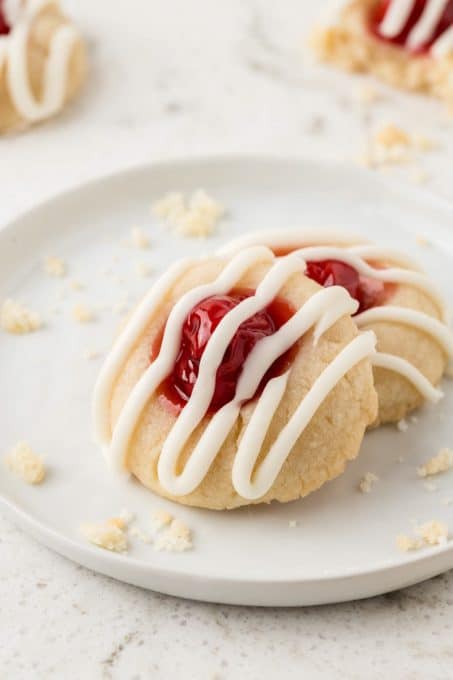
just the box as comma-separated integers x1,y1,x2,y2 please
272,248,388,314
370,0,453,54
152,290,295,415
0,1,11,35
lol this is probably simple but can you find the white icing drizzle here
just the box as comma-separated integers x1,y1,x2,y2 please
219,230,452,402
0,0,79,123
378,0,453,56
95,246,376,499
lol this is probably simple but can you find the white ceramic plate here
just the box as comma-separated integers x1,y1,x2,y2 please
2,156,453,606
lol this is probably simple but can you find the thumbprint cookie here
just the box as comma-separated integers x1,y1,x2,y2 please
93,246,377,510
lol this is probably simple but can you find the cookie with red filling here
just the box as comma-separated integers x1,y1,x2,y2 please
311,0,453,107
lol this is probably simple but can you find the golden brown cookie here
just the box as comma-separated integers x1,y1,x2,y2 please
94,248,378,510
311,0,453,108
0,0,87,133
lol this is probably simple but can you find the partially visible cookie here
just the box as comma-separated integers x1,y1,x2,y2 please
0,0,87,133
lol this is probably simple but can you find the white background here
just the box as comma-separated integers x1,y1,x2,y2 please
1,1,453,678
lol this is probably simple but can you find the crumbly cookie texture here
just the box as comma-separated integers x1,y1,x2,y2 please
5,441,46,484
152,189,225,237
359,471,379,493
80,521,128,553
417,449,453,478
1,299,41,334
310,0,453,108
44,256,66,278
110,259,377,510
397,520,449,552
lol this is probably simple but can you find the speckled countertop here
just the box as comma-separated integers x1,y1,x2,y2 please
2,1,453,678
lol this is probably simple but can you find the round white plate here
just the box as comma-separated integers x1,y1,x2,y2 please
1,156,453,607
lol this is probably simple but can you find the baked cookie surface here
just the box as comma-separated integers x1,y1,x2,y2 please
311,0,453,107
94,247,378,510
0,0,87,133
220,230,453,426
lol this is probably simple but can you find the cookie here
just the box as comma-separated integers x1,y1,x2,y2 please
0,0,87,133
220,229,453,425
311,0,453,108
94,247,377,509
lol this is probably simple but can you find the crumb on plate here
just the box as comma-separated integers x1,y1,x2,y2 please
80,522,128,553
1,299,41,334
152,189,225,238
5,441,46,484
417,448,453,478
359,472,379,494
44,256,66,278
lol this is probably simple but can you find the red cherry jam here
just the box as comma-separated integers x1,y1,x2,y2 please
0,1,11,35
152,290,295,415
272,248,388,314
370,0,453,54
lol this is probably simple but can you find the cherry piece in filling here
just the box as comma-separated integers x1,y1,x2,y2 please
152,290,295,415
0,1,11,35
305,259,386,314
370,0,453,54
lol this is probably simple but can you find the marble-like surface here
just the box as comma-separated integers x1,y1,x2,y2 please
1,1,453,678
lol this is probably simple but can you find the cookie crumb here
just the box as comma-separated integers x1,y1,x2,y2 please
397,418,409,432
359,472,379,493
69,279,85,291
417,448,453,478
396,534,423,552
151,508,173,531
119,508,135,525
84,349,101,360
152,189,225,238
5,441,46,484
375,123,411,149
1,299,41,334
154,518,192,552
44,256,66,278
416,520,448,546
135,262,152,278
131,227,150,249
129,525,152,544
357,84,382,106
73,304,94,323
288,520,298,528
80,522,128,553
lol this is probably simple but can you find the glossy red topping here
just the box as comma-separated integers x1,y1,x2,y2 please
370,0,453,54
153,290,295,415
0,1,11,35
305,260,387,314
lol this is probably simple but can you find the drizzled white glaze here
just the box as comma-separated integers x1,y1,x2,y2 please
219,229,453,399
0,0,79,123
378,0,453,56
94,246,376,499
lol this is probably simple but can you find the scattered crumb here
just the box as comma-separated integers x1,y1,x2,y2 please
423,481,438,492
129,525,152,544
417,448,453,478
5,441,46,484
131,227,150,249
73,303,94,323
119,508,135,525
107,517,127,530
357,84,382,106
359,472,379,494
151,508,173,531
80,522,128,553
135,262,152,278
69,279,85,291
375,123,411,149
154,518,192,552
397,418,409,433
84,349,101,360
416,520,448,546
288,520,298,528
412,134,436,152
410,415,419,424
152,189,225,238
397,520,448,552
44,256,66,278
1,299,41,334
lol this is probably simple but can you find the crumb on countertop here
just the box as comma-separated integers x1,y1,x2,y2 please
131,227,150,249
417,448,453,478
44,256,66,278
73,303,94,323
1,299,41,334
359,472,379,494
152,189,225,238
5,441,46,484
